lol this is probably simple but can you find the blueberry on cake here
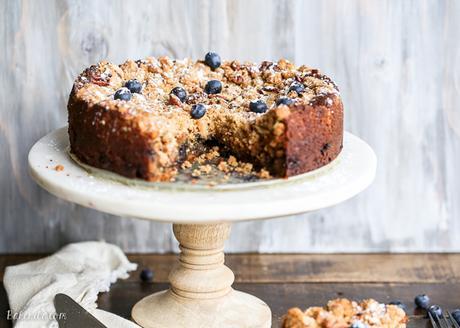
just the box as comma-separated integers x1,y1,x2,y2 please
282,298,408,328
68,53,343,182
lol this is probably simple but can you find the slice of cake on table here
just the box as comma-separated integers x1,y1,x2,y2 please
282,298,408,328
68,52,343,182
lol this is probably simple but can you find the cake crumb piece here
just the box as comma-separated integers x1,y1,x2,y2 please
217,161,230,173
205,148,220,160
200,164,212,174
258,169,271,179
181,160,192,169
235,162,253,174
228,156,238,167
54,165,64,172
275,105,291,119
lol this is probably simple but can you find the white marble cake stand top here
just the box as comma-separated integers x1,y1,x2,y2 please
28,127,376,223
28,126,376,328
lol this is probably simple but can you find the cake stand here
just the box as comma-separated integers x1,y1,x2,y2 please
28,127,376,328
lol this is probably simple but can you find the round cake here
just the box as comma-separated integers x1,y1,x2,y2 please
68,53,343,182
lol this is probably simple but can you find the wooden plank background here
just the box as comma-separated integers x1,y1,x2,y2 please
0,0,459,253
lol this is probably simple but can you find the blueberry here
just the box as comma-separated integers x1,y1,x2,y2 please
414,294,430,309
114,87,132,101
289,82,305,94
451,310,460,324
204,80,222,94
350,320,367,328
191,104,207,119
276,97,294,106
170,87,187,103
428,305,442,317
389,301,407,312
204,52,221,70
140,268,154,282
249,100,268,113
125,79,142,93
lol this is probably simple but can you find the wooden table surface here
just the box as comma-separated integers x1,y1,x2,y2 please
1,254,459,327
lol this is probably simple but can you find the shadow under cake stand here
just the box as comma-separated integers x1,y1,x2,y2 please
28,127,376,328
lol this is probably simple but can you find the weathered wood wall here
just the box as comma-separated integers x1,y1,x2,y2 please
1,0,459,253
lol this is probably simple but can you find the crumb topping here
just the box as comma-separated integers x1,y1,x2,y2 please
282,299,407,328
76,57,338,117
73,57,339,136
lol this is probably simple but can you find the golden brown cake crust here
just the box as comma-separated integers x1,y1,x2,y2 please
68,57,343,182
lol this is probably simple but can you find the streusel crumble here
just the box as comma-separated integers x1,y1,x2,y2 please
282,298,408,328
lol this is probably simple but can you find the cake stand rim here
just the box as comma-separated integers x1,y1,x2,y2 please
28,127,377,223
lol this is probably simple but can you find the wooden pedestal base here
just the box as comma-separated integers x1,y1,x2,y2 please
131,223,271,328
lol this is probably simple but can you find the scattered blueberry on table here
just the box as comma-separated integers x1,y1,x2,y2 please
414,294,430,309
170,86,187,103
289,82,305,94
191,103,207,119
451,309,460,324
388,300,407,312
140,268,154,282
114,87,132,101
125,79,142,93
204,52,221,70
249,100,268,113
276,97,294,106
428,305,442,317
204,80,222,94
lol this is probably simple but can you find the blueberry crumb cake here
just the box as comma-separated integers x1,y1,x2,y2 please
282,298,408,328
68,52,343,182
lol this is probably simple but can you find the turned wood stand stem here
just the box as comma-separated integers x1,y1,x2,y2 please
170,223,234,299
131,223,271,328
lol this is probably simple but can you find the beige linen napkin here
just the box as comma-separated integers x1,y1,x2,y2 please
3,241,140,328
